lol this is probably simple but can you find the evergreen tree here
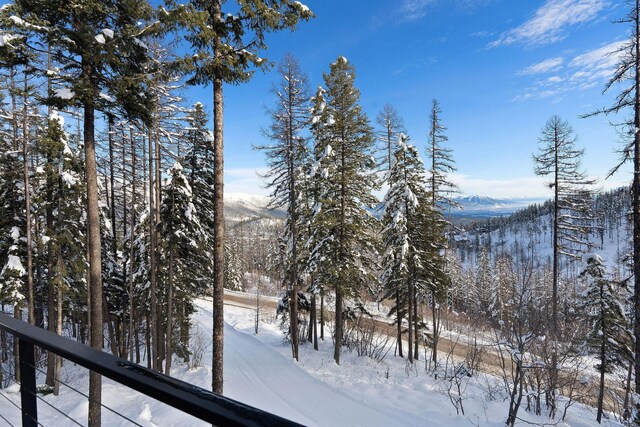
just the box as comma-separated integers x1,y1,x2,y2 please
224,242,244,292
183,102,215,293
426,98,456,365
158,161,205,375
579,254,632,423
533,115,595,418
376,104,406,175
308,57,378,364
166,0,313,393
381,133,429,363
10,1,156,422
258,53,310,360
584,0,640,403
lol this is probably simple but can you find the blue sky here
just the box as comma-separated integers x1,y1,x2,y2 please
192,0,630,198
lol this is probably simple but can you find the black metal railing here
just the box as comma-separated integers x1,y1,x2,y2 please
0,312,301,427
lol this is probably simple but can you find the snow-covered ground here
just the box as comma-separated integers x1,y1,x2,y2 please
0,299,624,426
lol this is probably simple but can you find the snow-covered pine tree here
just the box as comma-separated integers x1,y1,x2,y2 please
158,161,205,375
224,241,244,292
183,102,215,295
37,112,86,394
381,133,429,363
258,53,310,360
579,253,632,423
533,115,596,418
306,84,332,345
165,0,313,393
307,57,378,364
10,1,156,421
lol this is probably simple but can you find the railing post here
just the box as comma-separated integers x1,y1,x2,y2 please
19,338,38,427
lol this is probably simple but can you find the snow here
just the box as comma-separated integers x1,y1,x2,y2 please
582,252,603,265
100,92,115,103
54,87,75,100
102,29,114,39
10,226,20,242
0,33,18,47
95,34,106,44
50,110,64,127
3,254,25,275
293,1,310,13
133,38,148,50
0,297,623,426
62,171,78,188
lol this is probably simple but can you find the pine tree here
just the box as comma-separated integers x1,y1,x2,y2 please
533,115,595,418
258,53,310,360
308,57,378,364
158,161,205,375
376,104,406,175
183,102,215,294
8,1,157,423
583,0,640,403
579,254,632,423
381,133,429,363
426,98,456,366
166,0,313,393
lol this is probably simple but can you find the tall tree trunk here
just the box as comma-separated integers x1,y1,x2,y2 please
212,2,225,393
84,79,103,427
396,291,403,358
633,0,640,402
22,74,34,325
288,76,299,361
128,126,137,362
549,127,560,418
431,291,438,367
165,191,176,375
320,292,324,341
148,124,159,372
54,252,63,396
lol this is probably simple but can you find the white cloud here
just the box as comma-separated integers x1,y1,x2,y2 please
490,0,606,48
569,40,625,82
449,173,549,198
518,57,564,75
398,0,492,22
399,0,435,21
514,41,624,102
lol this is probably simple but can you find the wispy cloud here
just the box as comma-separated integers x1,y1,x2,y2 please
449,174,549,198
514,41,623,102
490,0,606,48
449,172,627,198
398,0,492,22
518,57,565,75
399,0,436,21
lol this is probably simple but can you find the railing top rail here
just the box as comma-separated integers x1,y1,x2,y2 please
0,312,302,427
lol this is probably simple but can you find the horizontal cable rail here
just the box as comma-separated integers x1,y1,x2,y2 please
0,312,302,427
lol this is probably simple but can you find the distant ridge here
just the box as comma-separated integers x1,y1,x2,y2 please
451,195,546,219
224,192,286,223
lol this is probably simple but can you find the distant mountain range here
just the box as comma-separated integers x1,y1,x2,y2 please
224,193,547,223
224,193,286,223
451,195,546,219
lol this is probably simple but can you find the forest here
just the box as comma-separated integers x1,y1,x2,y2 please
0,0,639,426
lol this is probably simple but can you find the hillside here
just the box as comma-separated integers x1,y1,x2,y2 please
0,300,619,426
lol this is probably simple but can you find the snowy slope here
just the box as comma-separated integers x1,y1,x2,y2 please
224,192,285,223
0,299,623,426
